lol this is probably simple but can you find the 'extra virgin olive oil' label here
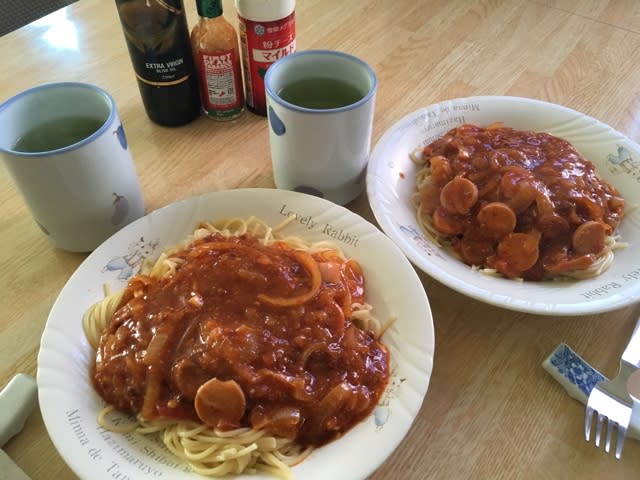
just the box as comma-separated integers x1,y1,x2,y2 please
116,0,194,86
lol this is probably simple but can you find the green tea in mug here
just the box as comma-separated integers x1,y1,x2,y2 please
277,77,365,109
13,116,105,153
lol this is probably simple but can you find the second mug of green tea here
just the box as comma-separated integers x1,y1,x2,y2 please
0,82,144,252
264,49,377,205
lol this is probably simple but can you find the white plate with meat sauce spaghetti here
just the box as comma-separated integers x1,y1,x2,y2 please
366,96,640,316
37,188,434,480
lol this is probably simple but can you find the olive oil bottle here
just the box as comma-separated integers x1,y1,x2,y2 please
115,0,201,126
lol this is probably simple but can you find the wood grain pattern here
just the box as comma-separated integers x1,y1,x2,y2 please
1,0,640,478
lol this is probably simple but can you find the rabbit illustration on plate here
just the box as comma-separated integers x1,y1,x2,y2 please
103,236,159,280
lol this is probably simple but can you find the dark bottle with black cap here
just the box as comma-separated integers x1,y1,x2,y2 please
115,0,201,126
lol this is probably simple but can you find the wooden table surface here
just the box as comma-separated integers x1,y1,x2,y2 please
2,0,640,478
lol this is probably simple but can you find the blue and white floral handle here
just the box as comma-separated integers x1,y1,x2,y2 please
543,343,640,439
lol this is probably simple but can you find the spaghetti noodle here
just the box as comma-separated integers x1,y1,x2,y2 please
410,123,626,281
84,216,389,478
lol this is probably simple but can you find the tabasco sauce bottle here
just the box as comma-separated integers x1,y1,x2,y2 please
191,0,245,120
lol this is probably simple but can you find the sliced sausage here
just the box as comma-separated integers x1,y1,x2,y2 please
455,235,496,266
538,214,570,240
494,232,540,276
440,176,478,215
194,378,246,429
572,221,607,256
476,202,516,239
432,206,467,236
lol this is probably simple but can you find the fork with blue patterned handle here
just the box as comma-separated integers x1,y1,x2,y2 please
584,316,640,459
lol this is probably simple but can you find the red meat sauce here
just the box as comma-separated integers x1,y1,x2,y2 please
92,232,389,447
415,124,625,280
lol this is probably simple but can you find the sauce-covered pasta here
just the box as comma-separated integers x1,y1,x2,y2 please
86,218,390,477
411,123,625,280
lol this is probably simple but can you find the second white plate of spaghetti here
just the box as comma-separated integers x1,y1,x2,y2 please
37,188,433,480
366,96,640,316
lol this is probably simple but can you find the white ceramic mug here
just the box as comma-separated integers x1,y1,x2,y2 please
264,50,377,205
0,82,144,252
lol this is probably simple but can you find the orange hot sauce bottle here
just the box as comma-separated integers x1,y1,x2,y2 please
191,0,245,120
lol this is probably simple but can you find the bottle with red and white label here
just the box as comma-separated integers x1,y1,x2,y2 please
234,0,296,116
191,0,244,121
